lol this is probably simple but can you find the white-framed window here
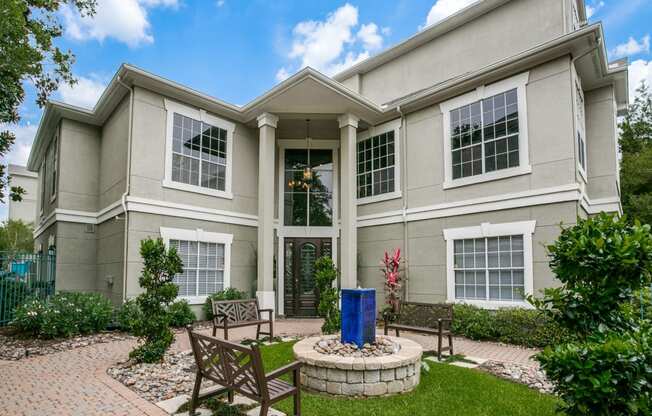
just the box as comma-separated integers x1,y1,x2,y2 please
160,227,233,304
571,0,581,31
444,220,536,309
574,71,587,179
163,99,235,199
441,72,531,189
39,160,46,216
356,118,401,205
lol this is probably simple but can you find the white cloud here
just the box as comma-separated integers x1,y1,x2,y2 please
629,59,652,102
610,35,650,59
0,123,38,167
357,23,383,51
57,75,107,109
277,3,387,78
61,0,178,47
423,0,479,28
586,1,605,19
216,0,225,7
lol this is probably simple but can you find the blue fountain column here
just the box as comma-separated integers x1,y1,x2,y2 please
341,288,376,347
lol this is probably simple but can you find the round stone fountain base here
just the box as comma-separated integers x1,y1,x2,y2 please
293,335,422,397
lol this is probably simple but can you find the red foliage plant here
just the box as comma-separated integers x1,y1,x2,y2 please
382,248,402,318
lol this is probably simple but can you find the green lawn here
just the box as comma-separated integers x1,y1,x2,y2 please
257,342,560,416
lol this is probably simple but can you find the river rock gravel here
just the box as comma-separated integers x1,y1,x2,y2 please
0,332,133,361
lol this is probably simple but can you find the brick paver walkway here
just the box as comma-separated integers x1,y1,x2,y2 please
0,319,536,415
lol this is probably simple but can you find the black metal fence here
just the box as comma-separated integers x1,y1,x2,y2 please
0,252,56,326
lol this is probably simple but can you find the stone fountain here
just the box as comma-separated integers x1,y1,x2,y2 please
292,288,422,397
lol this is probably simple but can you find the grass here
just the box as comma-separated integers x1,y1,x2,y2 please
256,341,560,416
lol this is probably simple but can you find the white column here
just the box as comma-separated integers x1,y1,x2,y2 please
256,112,278,313
338,113,359,289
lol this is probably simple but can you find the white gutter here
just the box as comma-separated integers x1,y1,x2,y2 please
397,105,409,302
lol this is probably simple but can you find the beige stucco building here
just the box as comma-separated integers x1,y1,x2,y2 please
8,164,39,224
27,0,626,317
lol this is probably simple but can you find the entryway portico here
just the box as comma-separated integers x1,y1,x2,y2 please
248,68,389,316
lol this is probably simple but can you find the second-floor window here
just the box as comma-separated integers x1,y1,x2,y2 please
450,89,520,180
575,80,587,174
172,113,227,191
357,130,395,198
164,99,235,198
441,72,530,189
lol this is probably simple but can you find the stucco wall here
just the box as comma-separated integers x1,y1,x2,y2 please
58,119,101,212
129,87,259,215
96,219,125,304
343,0,566,104
8,166,38,224
585,85,620,201
52,222,98,294
123,212,257,305
358,56,576,217
357,201,578,308
99,96,129,209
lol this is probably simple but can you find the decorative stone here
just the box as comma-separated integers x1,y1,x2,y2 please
363,382,388,396
381,368,395,382
387,380,404,394
364,370,380,383
293,335,422,397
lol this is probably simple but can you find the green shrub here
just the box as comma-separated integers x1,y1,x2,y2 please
129,238,182,363
314,256,340,335
538,327,652,416
12,292,113,339
168,299,195,327
203,287,247,320
116,299,143,333
451,304,570,348
531,214,652,337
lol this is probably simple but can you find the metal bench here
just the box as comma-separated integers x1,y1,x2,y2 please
211,298,273,341
187,326,302,416
384,301,454,360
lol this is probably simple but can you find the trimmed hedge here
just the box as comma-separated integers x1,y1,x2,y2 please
168,299,196,327
117,298,195,332
451,304,571,348
12,292,113,339
203,288,248,320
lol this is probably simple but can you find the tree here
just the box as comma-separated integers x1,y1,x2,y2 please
0,220,34,252
130,238,183,363
1,0,96,202
314,256,340,334
620,81,652,224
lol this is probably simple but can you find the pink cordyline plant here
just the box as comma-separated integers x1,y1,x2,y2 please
382,248,402,320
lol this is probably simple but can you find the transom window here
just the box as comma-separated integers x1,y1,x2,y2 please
170,239,225,297
357,130,395,198
284,149,333,226
450,88,520,180
453,235,525,302
171,113,227,191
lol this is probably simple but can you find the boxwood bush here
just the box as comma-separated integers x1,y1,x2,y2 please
168,299,196,327
451,304,571,348
203,287,247,320
117,298,195,332
12,292,113,338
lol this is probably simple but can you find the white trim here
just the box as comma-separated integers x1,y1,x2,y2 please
163,98,235,200
357,183,581,227
33,196,258,238
581,194,622,215
277,139,340,149
356,118,402,204
126,196,258,227
160,226,233,305
257,112,279,129
443,220,536,309
337,113,359,129
440,72,531,189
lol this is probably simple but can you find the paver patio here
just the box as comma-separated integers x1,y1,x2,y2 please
0,319,537,415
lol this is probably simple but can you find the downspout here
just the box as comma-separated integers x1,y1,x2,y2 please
116,75,134,303
397,105,409,302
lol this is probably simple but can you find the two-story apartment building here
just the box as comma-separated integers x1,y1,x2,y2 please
27,0,626,317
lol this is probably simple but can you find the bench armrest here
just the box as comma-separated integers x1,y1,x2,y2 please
213,313,228,325
265,361,302,381
258,308,273,319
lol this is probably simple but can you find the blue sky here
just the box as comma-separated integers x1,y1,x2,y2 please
2,0,652,220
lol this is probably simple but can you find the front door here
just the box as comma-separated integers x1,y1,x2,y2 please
284,238,332,317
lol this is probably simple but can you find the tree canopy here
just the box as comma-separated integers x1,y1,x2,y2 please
1,0,96,202
620,81,652,224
